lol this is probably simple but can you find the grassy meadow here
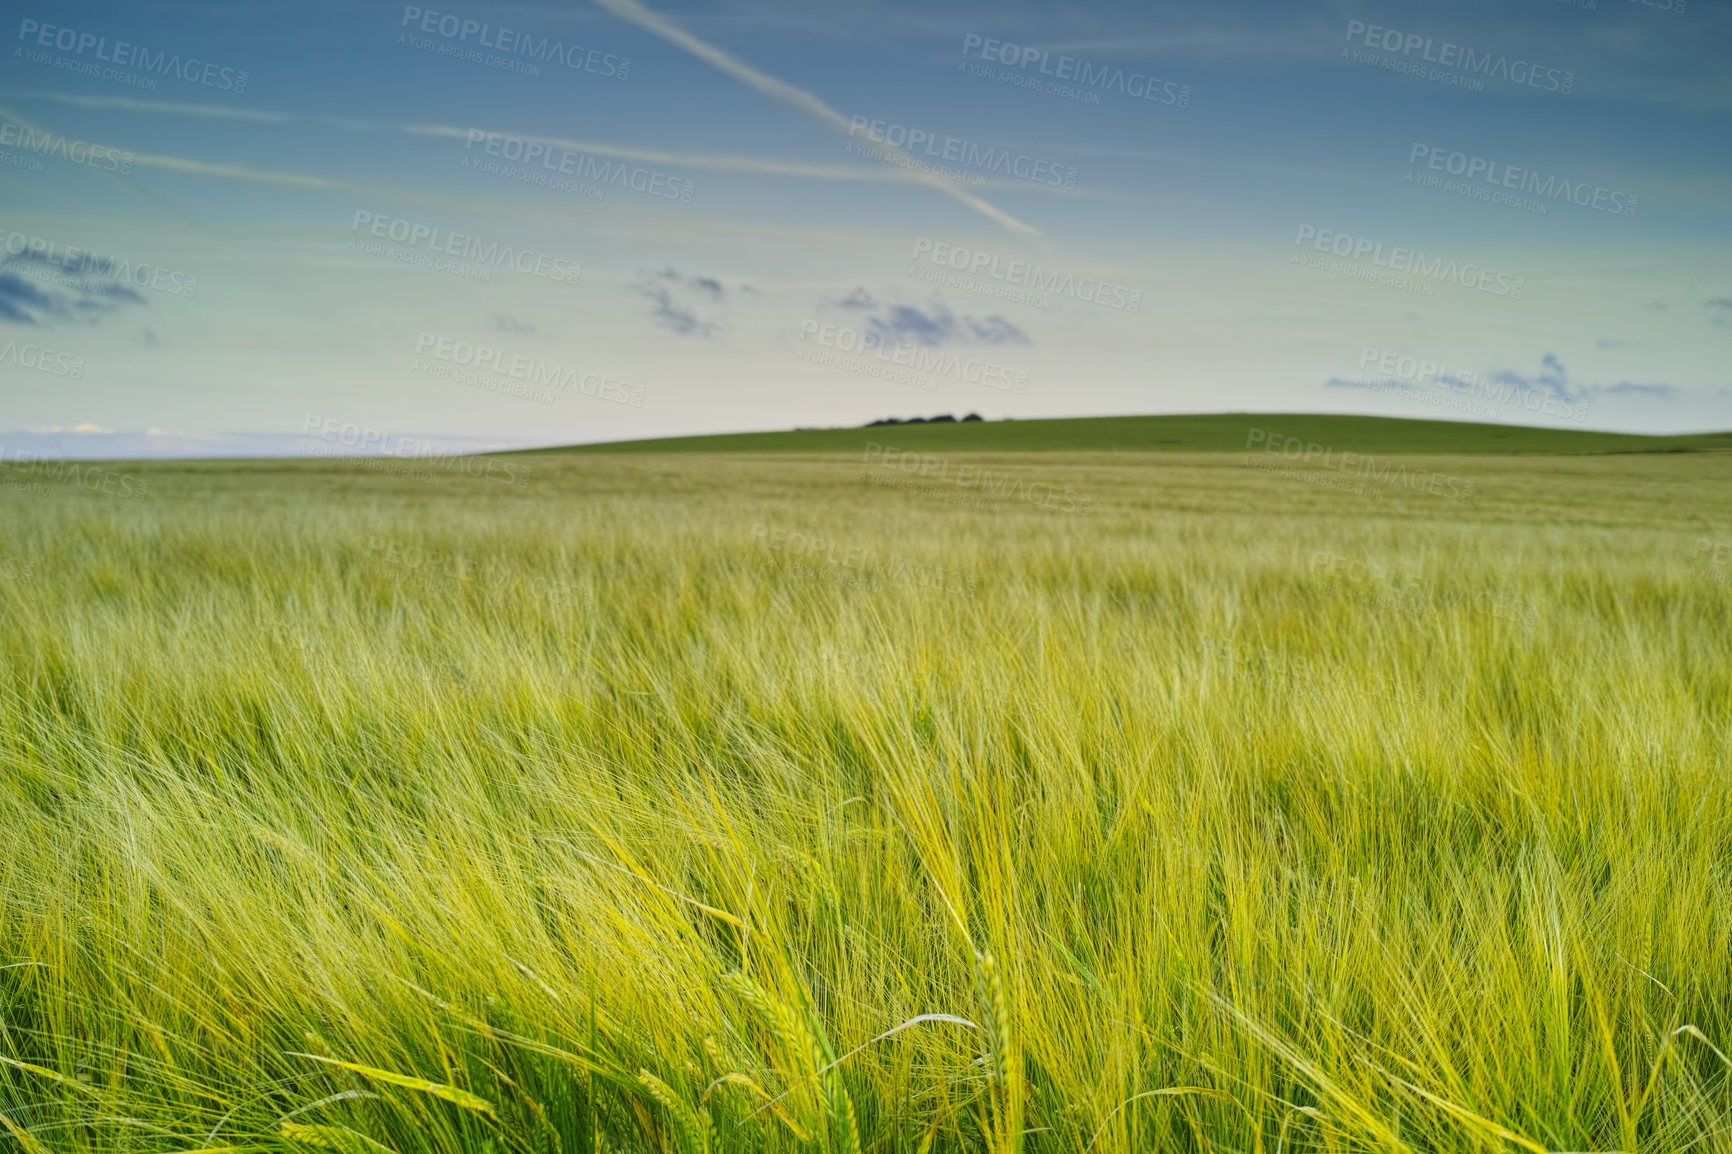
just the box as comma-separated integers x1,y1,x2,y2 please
2,432,1731,1154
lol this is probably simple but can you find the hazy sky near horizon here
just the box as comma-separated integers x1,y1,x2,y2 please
1,0,1729,457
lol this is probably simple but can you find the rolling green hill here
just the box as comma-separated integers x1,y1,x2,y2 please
526,412,1732,457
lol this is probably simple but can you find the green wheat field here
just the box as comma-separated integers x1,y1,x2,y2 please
3,422,1731,1154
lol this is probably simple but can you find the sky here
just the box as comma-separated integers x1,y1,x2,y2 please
1,0,1729,458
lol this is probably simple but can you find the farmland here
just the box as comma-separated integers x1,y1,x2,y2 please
2,426,1730,1153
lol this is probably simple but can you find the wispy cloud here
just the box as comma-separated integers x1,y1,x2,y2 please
1328,353,1681,407
0,251,147,326
0,102,346,191
1,91,302,123
852,300,1029,348
1597,382,1682,400
1,92,1085,196
0,272,61,325
1485,354,1680,404
633,268,735,337
407,121,1103,197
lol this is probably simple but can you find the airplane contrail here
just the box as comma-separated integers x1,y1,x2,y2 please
590,0,1043,237
2,91,1088,200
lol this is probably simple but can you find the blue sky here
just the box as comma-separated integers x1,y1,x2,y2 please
1,0,1729,457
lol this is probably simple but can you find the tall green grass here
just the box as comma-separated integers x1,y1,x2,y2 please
2,449,1729,1153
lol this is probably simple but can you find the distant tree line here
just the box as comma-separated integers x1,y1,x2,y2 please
863,413,984,426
